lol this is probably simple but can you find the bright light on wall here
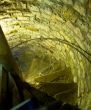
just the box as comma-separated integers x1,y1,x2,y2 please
0,20,8,33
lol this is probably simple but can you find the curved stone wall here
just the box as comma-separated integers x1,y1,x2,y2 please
0,0,91,109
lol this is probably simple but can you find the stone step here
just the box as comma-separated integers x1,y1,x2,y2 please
38,82,78,104
34,67,73,83
38,82,77,96
24,57,66,83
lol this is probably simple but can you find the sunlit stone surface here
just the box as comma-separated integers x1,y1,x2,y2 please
0,0,91,109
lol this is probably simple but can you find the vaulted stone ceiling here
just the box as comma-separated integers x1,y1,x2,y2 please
0,0,91,109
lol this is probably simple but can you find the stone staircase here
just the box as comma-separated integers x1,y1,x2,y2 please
23,57,78,105
34,78,77,104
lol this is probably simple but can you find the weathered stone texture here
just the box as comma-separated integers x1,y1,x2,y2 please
0,0,91,109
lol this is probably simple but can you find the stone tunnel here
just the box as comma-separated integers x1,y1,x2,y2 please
0,0,91,110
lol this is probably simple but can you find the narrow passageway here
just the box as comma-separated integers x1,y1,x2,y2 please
0,0,91,110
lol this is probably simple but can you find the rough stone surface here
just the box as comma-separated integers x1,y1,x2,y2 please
0,0,91,109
